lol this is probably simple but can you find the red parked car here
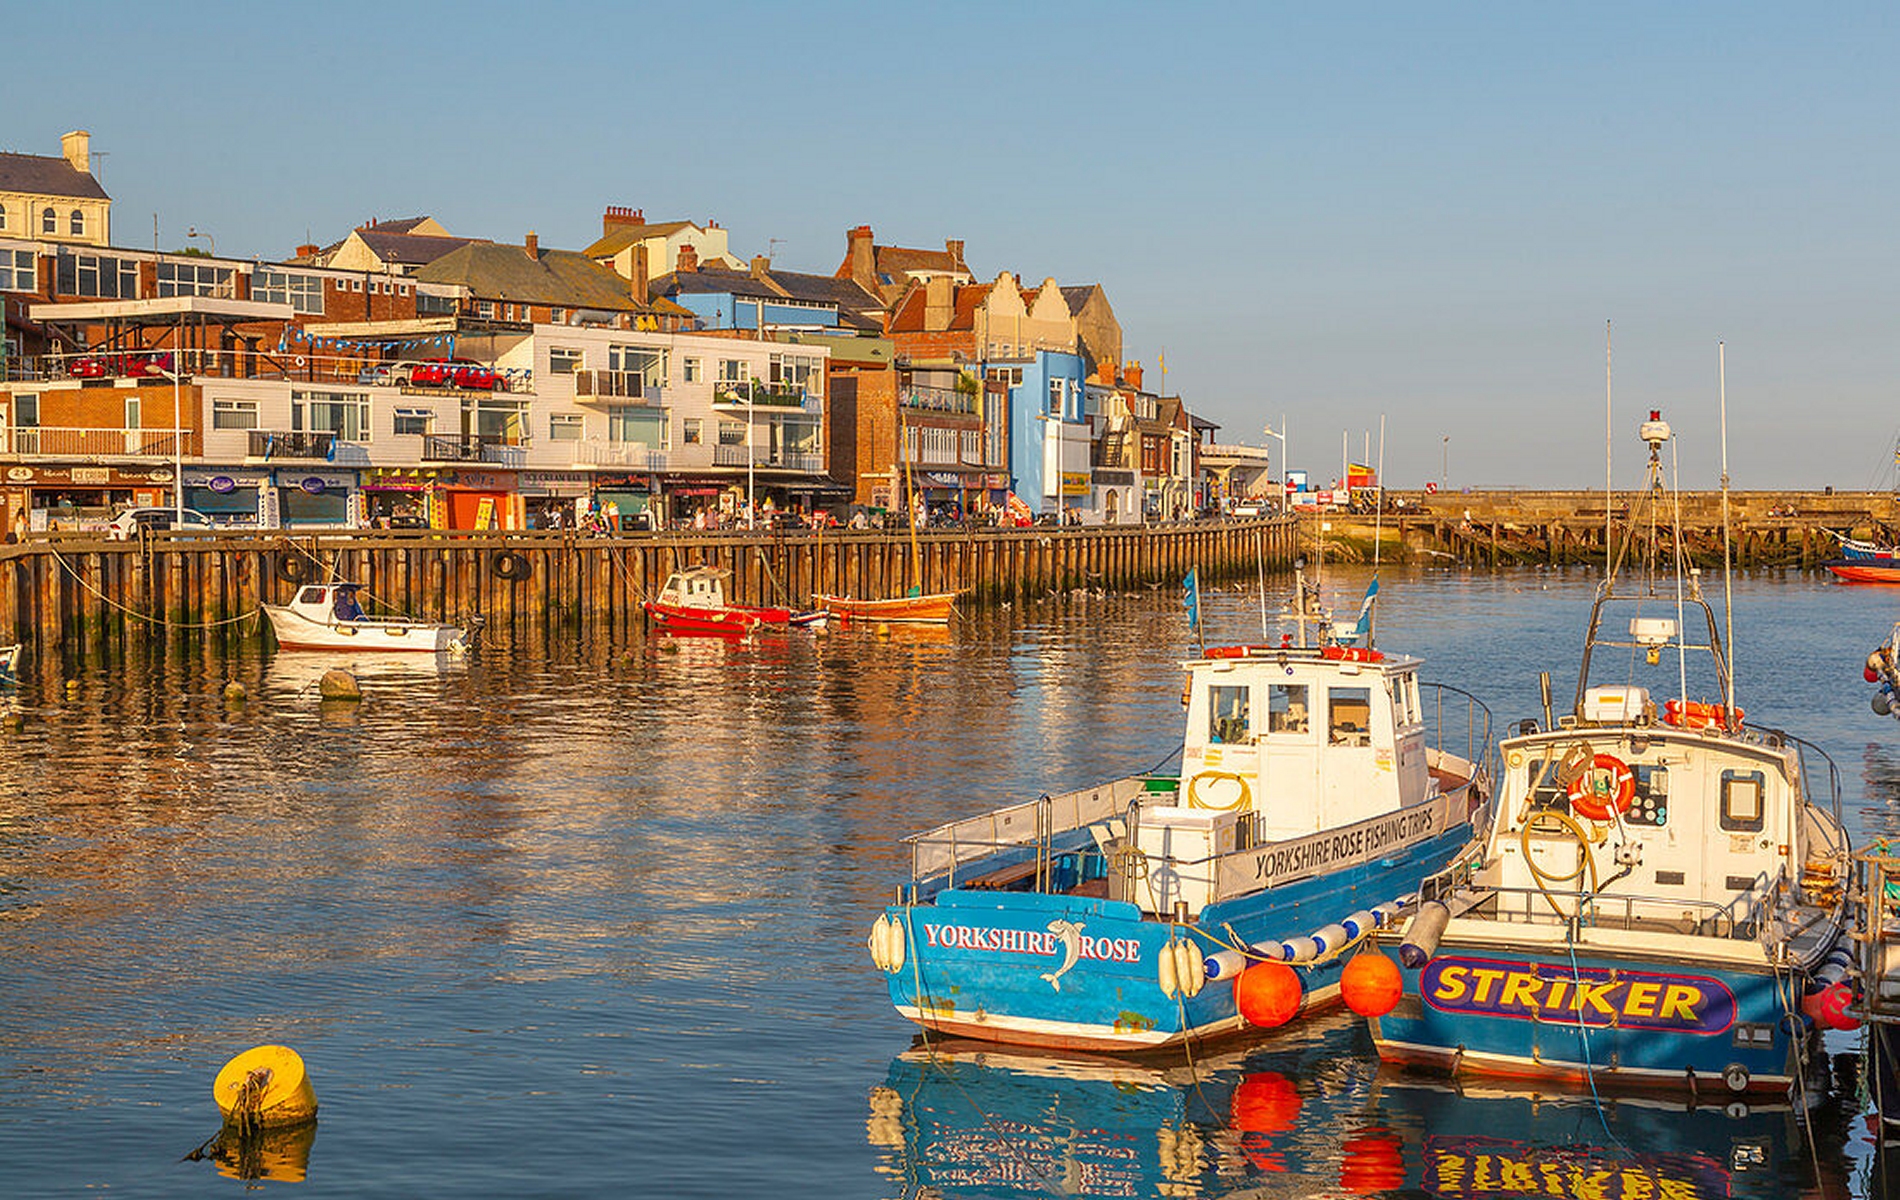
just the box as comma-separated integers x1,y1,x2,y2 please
406,358,498,390
68,352,173,380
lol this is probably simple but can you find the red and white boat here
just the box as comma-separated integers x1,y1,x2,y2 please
263,583,474,653
644,566,826,636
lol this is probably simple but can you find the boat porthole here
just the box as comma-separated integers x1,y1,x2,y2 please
491,550,532,582
1722,1063,1750,1092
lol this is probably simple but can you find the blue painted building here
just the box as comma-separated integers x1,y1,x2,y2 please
650,266,885,335
999,349,1088,517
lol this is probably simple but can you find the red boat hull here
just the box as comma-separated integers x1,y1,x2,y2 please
1824,559,1900,584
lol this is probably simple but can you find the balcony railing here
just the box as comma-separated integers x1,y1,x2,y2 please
574,370,662,403
421,433,526,466
6,426,200,458
712,445,825,472
713,381,812,408
246,430,337,461
901,384,978,415
571,441,668,470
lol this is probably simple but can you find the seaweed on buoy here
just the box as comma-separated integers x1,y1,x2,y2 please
184,1045,319,1181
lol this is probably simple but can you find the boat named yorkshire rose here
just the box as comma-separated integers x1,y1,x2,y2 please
867,573,1495,1051
644,565,826,635
262,583,473,653
1370,411,1853,1099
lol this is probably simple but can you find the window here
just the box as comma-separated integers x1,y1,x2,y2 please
212,399,259,430
0,202,7,230
0,248,34,292
1267,684,1310,734
769,351,823,392
474,299,493,317
56,251,138,298
417,290,457,315
393,408,432,436
716,359,748,384
1208,685,1250,744
14,394,38,426
156,260,236,298
291,388,370,442
683,357,702,383
987,366,1023,386
606,406,664,447
717,420,746,446
124,396,140,430
548,348,581,375
1328,687,1372,746
42,207,55,234
683,418,702,444
608,345,667,388
550,307,566,324
253,270,325,314
335,279,347,292
69,210,83,236
1048,378,1066,418
351,279,363,292
1719,770,1766,833
549,413,583,441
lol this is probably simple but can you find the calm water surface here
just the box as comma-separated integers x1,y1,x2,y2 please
1,565,1897,1197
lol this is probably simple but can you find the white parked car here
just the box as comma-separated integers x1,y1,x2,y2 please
106,507,215,540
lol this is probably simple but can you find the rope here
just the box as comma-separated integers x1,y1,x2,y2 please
47,546,260,630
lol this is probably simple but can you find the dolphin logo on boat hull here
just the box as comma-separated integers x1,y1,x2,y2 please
1041,920,1084,990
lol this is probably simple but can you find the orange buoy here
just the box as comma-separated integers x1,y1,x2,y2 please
1235,961,1303,1028
1341,952,1404,1017
1230,1072,1302,1134
1802,983,1859,1031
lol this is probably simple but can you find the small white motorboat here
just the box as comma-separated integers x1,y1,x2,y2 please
262,583,475,653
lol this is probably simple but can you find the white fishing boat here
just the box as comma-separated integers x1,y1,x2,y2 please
1370,410,1853,1099
262,583,476,653
866,565,1496,1051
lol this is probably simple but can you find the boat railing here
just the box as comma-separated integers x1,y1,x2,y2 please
1457,879,1773,942
1854,845,1900,1025
1780,733,1845,828
1419,681,1497,793
906,776,1146,886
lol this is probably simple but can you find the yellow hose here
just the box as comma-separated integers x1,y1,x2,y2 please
1520,809,1600,918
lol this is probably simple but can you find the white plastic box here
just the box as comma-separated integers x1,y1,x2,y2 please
1133,805,1243,917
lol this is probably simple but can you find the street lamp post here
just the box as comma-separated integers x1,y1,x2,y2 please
149,363,186,520
1442,435,1449,489
1262,418,1287,505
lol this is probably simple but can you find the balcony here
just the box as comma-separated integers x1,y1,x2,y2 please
713,381,813,409
246,430,337,461
574,370,663,404
900,384,978,416
5,426,200,459
421,433,527,467
572,440,667,471
712,445,824,473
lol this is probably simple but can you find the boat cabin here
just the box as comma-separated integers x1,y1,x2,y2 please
1176,644,1433,842
656,567,730,610
289,583,367,623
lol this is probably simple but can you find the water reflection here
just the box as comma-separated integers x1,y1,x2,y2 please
870,1020,1857,1199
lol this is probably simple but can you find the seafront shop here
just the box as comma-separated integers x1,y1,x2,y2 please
361,466,521,530
270,467,360,529
519,470,594,530
181,469,267,528
581,472,656,532
4,463,177,533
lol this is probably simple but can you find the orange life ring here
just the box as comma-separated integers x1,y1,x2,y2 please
1567,753,1635,821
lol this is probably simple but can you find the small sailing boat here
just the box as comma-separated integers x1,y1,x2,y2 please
814,591,958,624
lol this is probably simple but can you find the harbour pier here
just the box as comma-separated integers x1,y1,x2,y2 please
0,518,1298,651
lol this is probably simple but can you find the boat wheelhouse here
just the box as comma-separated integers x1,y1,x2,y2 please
262,583,473,653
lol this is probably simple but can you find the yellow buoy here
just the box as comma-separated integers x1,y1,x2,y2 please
214,1045,318,1131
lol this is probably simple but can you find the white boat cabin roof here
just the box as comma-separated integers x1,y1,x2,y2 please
659,566,732,604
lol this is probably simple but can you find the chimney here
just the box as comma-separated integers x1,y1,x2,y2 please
945,238,965,268
60,130,90,175
524,231,539,260
602,205,644,235
846,224,875,287
749,254,771,278
631,244,650,301
1123,361,1144,390
676,244,699,273
924,276,954,331
294,243,319,259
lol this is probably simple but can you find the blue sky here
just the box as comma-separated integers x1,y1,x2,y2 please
8,2,1895,489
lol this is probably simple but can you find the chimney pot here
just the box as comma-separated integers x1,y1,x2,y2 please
676,244,699,273
524,231,539,260
60,130,91,175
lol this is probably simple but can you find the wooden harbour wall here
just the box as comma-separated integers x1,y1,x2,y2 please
0,518,1298,652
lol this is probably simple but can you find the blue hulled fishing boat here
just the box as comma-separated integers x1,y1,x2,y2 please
866,567,1495,1051
1371,411,1853,1099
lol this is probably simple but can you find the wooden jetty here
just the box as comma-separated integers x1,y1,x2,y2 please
0,519,1300,653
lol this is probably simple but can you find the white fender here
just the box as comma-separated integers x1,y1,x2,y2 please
1158,939,1180,998
867,915,891,971
886,914,906,974
1204,948,1247,981
1177,939,1206,997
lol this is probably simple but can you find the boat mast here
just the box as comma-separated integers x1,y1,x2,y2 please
1605,320,1613,580
1719,342,1736,716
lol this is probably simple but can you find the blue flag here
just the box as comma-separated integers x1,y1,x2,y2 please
1339,577,1379,646
1182,568,1200,631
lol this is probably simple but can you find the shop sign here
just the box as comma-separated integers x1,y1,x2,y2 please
72,468,111,485
6,467,34,483
455,470,513,491
209,476,236,494
921,472,961,487
519,471,590,497
986,473,1010,489
1094,469,1134,487
592,474,654,490
300,476,327,494
1061,471,1091,497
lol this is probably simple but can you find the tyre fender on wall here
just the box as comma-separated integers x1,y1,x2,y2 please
491,550,532,581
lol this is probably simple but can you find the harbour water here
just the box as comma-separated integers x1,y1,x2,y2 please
1,564,1895,1197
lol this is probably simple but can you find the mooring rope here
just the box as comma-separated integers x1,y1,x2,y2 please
47,545,260,630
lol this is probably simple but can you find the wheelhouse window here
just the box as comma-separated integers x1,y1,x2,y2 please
1329,687,1373,746
1719,769,1766,833
1208,685,1250,744
291,388,369,443
1267,683,1310,734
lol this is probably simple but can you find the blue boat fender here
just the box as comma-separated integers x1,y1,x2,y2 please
1805,943,1855,993
1399,900,1452,969
1201,900,1408,981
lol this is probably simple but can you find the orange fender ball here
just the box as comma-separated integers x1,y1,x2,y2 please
1236,961,1303,1028
1341,953,1404,1018
1230,1072,1302,1135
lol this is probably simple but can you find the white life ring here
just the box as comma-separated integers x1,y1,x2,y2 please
295,355,306,366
